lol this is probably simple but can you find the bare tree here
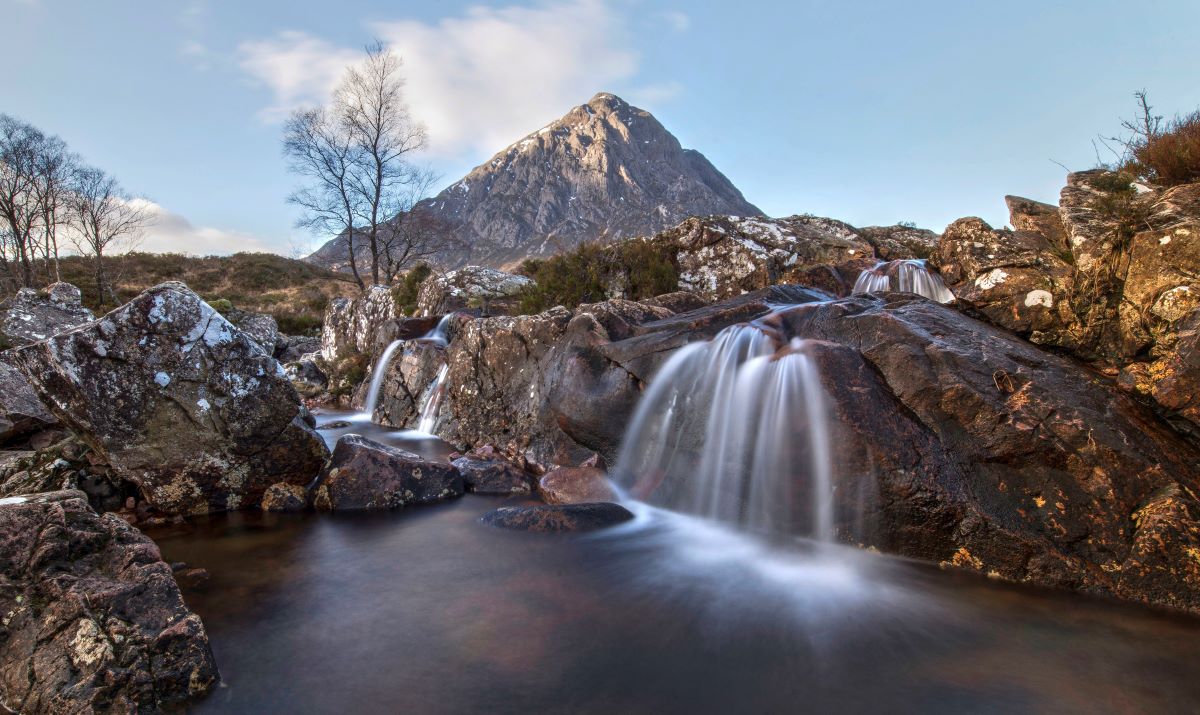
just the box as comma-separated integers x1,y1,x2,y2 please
0,115,44,289
69,166,149,306
32,135,76,283
283,107,367,290
284,42,441,290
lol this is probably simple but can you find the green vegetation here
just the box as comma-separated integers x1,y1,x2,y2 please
56,252,356,335
391,263,432,314
515,238,679,313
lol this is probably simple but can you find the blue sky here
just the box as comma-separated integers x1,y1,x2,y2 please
5,0,1200,255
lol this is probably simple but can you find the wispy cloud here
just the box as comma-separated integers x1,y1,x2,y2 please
237,0,643,157
131,200,276,256
660,10,690,33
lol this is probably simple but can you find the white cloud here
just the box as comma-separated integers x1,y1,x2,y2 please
238,0,642,157
130,200,277,256
660,10,690,33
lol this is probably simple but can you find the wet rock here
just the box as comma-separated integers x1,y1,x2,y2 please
0,282,94,347
452,457,532,495
0,490,218,712
372,341,446,428
479,502,634,533
260,482,309,512
0,356,57,446
538,466,619,505
175,567,211,590
774,293,1200,613
415,266,534,317
317,420,353,430
639,290,708,314
312,434,463,510
7,282,329,515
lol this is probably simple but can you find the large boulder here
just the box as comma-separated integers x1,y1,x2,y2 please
661,215,876,300
0,282,94,347
318,285,398,362
769,294,1200,613
0,490,218,712
225,308,280,355
312,434,463,510
933,216,1075,346
0,357,57,446
7,282,329,515
414,266,533,317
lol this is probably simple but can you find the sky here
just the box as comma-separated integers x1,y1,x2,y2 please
4,0,1200,256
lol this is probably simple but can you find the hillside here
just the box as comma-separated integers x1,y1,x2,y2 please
56,252,357,334
308,92,762,271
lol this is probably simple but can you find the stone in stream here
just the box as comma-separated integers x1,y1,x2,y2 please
479,502,634,533
0,282,95,347
6,282,329,515
0,490,218,712
312,434,463,510
451,456,533,495
538,466,619,505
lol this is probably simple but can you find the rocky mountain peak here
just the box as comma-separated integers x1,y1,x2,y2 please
308,92,762,271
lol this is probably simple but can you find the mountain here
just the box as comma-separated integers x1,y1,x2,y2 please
307,92,763,271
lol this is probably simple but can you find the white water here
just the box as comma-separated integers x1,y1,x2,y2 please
852,259,954,303
614,323,838,540
421,315,453,348
415,363,450,433
361,339,404,418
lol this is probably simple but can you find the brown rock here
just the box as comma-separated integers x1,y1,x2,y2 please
312,434,463,510
0,490,218,712
539,466,619,505
480,502,634,533
260,482,309,512
452,457,532,495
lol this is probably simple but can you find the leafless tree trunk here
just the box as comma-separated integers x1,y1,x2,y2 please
69,166,149,307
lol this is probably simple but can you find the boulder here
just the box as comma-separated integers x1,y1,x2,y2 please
858,224,941,261
770,293,1200,613
538,466,619,505
0,356,57,446
452,457,532,495
312,434,463,510
0,282,94,347
1005,195,1069,253
260,482,308,512
662,215,875,300
7,282,329,515
0,490,218,712
318,285,398,362
479,502,635,533
273,334,320,363
225,308,279,355
414,266,534,317
284,355,329,399
934,217,1075,346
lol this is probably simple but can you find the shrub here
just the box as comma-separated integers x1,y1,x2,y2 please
516,238,679,313
1133,110,1200,187
392,263,432,314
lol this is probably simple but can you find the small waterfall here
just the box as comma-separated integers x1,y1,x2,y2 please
362,339,404,417
615,323,837,540
852,259,954,303
415,364,449,433
420,315,453,347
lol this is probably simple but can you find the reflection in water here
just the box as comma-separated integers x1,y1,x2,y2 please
152,498,1200,715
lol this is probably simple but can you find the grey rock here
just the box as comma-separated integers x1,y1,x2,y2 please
1,281,94,346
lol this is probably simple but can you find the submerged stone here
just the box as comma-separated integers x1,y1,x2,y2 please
312,434,463,510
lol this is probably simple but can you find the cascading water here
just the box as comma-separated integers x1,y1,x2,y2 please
361,339,404,418
852,259,954,303
421,315,453,347
614,322,837,540
415,363,449,433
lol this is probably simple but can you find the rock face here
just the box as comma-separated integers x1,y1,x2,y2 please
312,434,463,510
414,266,533,316
935,172,1200,438
0,357,57,446
318,285,397,363
479,502,635,533
658,215,876,300
7,282,329,515
308,92,762,270
769,294,1200,613
1,282,94,347
0,490,218,712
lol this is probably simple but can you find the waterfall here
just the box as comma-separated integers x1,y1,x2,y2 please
415,364,450,433
362,339,404,418
852,259,954,303
420,315,453,347
614,323,837,540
